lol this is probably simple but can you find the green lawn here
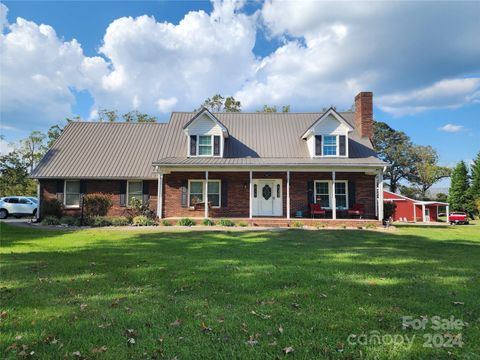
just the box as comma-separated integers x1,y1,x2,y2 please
1,223,479,359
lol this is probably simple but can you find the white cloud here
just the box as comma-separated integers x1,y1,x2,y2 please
157,97,178,113
0,138,14,155
438,124,465,133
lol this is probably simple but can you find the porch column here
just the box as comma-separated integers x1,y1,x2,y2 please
286,170,290,219
332,171,336,220
249,171,253,219
36,181,41,220
374,175,378,217
205,171,209,218
446,205,450,223
378,172,384,221
413,204,417,223
422,203,426,223
157,172,164,219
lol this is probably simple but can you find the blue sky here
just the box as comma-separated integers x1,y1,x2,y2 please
1,1,479,187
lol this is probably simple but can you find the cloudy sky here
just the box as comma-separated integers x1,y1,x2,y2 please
1,0,479,180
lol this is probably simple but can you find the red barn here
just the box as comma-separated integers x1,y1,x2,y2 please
383,190,449,223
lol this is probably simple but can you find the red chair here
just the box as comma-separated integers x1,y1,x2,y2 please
347,204,365,219
309,203,326,218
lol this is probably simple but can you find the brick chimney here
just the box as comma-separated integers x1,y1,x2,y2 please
354,92,373,139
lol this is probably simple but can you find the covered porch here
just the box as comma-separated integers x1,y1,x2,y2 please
154,167,385,221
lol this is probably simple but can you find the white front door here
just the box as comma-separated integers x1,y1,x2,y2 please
253,179,282,216
425,208,430,222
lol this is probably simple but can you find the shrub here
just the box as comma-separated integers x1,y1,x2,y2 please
111,216,130,226
291,220,304,228
161,219,172,226
92,216,113,227
384,202,397,221
218,219,235,227
133,215,156,226
74,217,94,226
84,193,113,217
202,218,215,226
41,199,63,219
60,216,77,226
177,218,196,226
42,216,60,225
126,197,155,220
366,223,377,229
237,221,248,227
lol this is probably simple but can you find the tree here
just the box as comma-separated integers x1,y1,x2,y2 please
122,110,157,122
435,193,448,202
0,151,36,196
372,121,416,193
399,185,421,200
258,104,290,112
408,145,451,199
18,131,46,173
98,109,119,122
46,116,79,149
448,161,472,212
196,94,242,112
468,152,480,215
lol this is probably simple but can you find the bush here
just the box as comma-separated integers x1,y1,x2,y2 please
92,216,113,227
84,193,113,217
202,218,215,226
218,219,235,227
74,217,94,226
160,219,172,226
133,215,156,226
42,215,60,225
126,197,155,220
384,202,397,221
237,221,248,227
177,218,196,226
60,216,77,226
111,216,130,226
291,221,304,228
41,199,63,219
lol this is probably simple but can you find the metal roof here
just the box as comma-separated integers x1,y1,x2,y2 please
31,111,385,179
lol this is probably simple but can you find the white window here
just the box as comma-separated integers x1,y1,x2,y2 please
65,180,80,207
127,181,143,206
198,136,213,156
323,135,337,156
188,180,221,207
314,180,348,209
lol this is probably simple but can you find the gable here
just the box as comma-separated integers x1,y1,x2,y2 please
187,113,223,136
301,108,353,139
314,114,349,135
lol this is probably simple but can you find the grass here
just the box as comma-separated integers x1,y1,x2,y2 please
1,222,479,359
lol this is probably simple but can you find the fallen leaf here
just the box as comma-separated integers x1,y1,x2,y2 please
0,311,8,319
319,293,328,298
453,301,464,306
127,338,136,346
201,322,212,333
245,336,258,346
72,351,82,357
80,304,88,311
91,346,107,353
15,335,22,340
170,319,182,327
283,346,294,354
278,326,284,334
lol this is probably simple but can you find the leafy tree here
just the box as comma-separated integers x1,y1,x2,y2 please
258,105,290,113
408,145,451,199
448,161,472,212
196,94,242,112
399,185,421,200
372,122,416,193
122,110,157,122
435,193,448,202
98,109,119,122
18,131,46,173
468,152,480,215
46,116,79,148
0,151,36,196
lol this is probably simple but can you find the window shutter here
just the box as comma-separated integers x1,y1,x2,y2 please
339,135,346,156
213,136,220,156
190,135,197,156
221,180,227,207
56,179,64,203
307,180,314,204
142,180,150,206
181,180,188,208
119,180,127,207
315,135,322,156
348,181,355,209
80,180,87,194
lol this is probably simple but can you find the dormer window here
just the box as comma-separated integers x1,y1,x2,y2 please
190,135,221,156
314,134,346,157
199,136,213,155
323,135,337,155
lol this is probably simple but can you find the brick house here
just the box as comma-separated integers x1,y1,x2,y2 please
31,92,386,224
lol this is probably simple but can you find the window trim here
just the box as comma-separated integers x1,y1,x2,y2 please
188,134,223,158
313,134,348,158
322,135,338,157
187,179,221,208
314,180,349,210
64,180,81,208
126,180,143,207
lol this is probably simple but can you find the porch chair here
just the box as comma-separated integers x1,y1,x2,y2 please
347,204,365,219
309,203,326,219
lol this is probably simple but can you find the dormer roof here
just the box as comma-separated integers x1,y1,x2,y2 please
301,107,353,139
182,107,229,138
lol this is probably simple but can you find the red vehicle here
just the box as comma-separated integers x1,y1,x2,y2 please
448,212,469,225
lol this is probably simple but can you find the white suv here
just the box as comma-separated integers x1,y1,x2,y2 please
0,197,38,219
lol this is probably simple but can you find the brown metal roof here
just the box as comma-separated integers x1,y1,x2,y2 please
31,112,385,179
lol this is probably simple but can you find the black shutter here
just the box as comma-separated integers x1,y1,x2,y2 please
307,180,314,204
142,180,150,206
119,180,127,207
213,136,220,156
80,180,87,194
181,180,188,208
339,135,346,156
190,135,197,156
315,135,322,156
348,181,355,209
221,180,227,207
56,179,64,203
